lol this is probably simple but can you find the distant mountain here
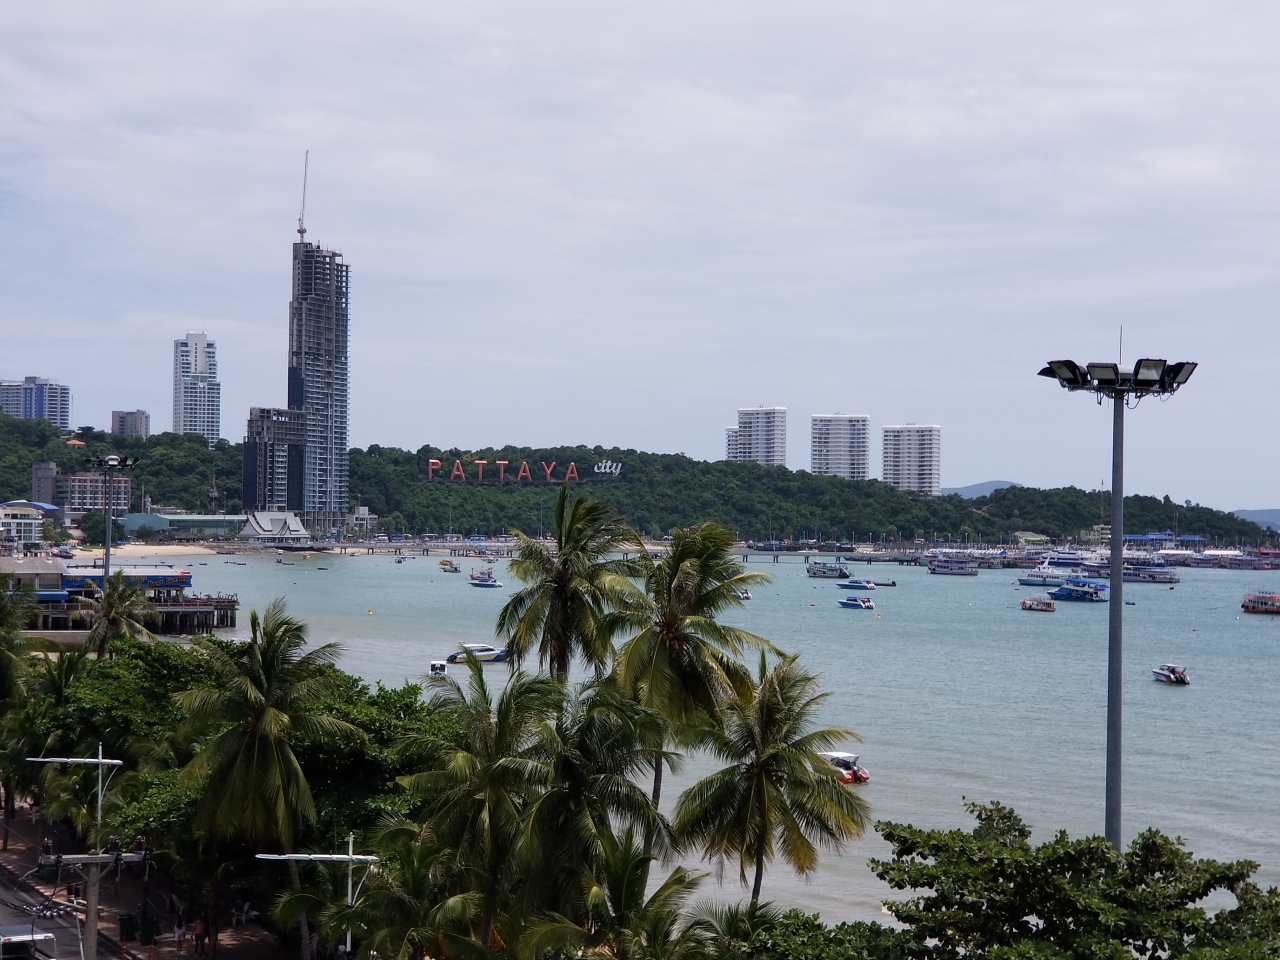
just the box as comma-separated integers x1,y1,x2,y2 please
1234,509,1280,531
943,480,1022,499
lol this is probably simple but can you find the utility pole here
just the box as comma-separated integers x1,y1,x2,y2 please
29,744,125,960
257,838,378,956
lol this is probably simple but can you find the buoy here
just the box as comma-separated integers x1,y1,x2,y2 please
367,609,373,616
876,613,881,619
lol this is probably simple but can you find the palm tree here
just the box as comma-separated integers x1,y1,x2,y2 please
613,523,773,809
524,825,708,960
86,571,156,658
399,654,562,949
673,653,870,908
0,572,40,702
516,681,671,920
496,484,642,681
280,819,483,960
177,599,361,959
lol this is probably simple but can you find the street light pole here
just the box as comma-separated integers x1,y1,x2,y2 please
1039,357,1196,850
85,456,141,580
28,744,125,960
257,842,378,957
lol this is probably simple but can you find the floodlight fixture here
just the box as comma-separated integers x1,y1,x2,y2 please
1039,359,1090,388
1165,361,1197,387
1087,363,1121,386
1133,358,1166,385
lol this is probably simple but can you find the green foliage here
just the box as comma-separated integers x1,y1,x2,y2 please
739,911,906,960
76,511,124,545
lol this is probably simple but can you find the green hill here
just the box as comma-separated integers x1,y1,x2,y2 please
0,415,1270,545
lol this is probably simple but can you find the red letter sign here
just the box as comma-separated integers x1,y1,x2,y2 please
474,459,487,480
564,462,579,482
450,460,466,480
541,462,557,481
516,461,532,482
496,460,508,481
428,459,441,479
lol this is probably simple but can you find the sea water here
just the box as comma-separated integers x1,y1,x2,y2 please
161,553,1280,921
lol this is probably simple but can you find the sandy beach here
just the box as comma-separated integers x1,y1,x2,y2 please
75,543,218,557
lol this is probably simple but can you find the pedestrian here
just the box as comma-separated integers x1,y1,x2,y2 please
192,915,209,957
174,918,187,955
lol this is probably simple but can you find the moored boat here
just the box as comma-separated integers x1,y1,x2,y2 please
807,560,850,579
1020,595,1056,612
1242,590,1280,614
1049,579,1109,602
445,643,510,663
1018,564,1065,587
837,596,876,610
836,579,876,590
1152,663,1189,685
439,560,461,573
818,751,869,784
928,556,979,576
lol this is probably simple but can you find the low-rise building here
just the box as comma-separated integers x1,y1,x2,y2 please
111,409,151,439
241,511,313,548
121,513,247,540
30,462,132,521
347,505,378,538
0,502,46,548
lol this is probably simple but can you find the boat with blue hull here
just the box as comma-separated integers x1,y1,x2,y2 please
1049,579,1109,602
837,579,876,591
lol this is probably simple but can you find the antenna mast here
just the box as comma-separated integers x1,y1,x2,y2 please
297,150,309,240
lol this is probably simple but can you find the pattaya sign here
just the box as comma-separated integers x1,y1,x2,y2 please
426,459,624,482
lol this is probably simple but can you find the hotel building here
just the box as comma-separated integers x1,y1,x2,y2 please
172,333,221,446
881,424,942,496
111,409,151,439
0,377,72,430
726,407,788,467
810,414,870,480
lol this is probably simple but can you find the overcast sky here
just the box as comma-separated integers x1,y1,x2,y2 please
3,3,1277,509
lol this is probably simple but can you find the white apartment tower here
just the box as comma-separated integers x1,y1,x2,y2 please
882,424,942,496
810,414,870,479
726,407,787,467
172,333,221,446
0,377,72,429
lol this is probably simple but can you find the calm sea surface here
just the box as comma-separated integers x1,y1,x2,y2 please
149,552,1280,922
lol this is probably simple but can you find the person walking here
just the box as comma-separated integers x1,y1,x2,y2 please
174,918,187,955
192,915,209,957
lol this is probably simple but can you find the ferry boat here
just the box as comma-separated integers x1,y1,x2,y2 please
1049,579,1109,602
1152,663,1189,685
1080,561,1180,584
836,579,876,591
1042,550,1087,569
1020,595,1056,612
807,560,850,579
928,556,979,576
818,751,869,784
837,596,876,610
1242,591,1280,614
1018,565,1065,587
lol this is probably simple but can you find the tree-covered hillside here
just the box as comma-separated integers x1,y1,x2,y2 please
1,415,1270,544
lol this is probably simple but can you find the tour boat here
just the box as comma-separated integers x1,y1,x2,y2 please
445,643,510,664
1049,579,1109,603
1152,663,1189,685
1018,564,1065,587
1042,550,1087,569
836,579,876,591
469,566,502,586
837,596,876,610
807,560,850,579
1242,591,1280,614
468,577,503,588
1020,595,1056,612
818,752,869,785
928,556,979,576
438,559,461,573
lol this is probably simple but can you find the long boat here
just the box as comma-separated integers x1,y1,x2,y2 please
1242,591,1280,614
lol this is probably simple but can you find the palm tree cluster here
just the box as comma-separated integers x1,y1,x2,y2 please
0,486,868,960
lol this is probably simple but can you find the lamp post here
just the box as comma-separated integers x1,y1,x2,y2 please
257,837,379,955
84,456,141,579
28,744,125,960
1038,357,1196,848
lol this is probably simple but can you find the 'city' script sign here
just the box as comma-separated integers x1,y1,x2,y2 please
593,460,623,476
427,459,580,483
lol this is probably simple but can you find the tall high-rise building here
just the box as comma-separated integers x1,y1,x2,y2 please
882,424,942,496
172,333,221,446
0,377,72,429
725,407,787,467
111,409,150,439
810,414,870,479
242,407,306,513
289,239,350,532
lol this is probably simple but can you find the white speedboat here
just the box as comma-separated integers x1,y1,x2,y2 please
837,596,875,610
1152,663,1189,685
733,589,752,600
818,751,869,784
836,579,876,591
468,567,502,587
446,643,510,664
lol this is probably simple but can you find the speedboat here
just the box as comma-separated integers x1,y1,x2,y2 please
1049,579,1109,602
837,596,875,610
445,643,510,664
428,660,448,676
1152,664,1189,685
1020,595,1056,612
807,560,850,579
732,589,752,600
469,578,503,588
837,579,876,591
469,567,502,587
818,752,869,784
